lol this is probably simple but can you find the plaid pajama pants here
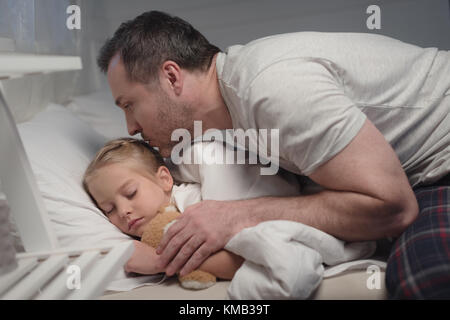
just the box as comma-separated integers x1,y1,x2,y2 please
385,174,450,299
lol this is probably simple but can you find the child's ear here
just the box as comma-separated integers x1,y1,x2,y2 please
156,166,173,192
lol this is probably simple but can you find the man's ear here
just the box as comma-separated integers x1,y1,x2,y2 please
160,60,183,96
156,166,174,192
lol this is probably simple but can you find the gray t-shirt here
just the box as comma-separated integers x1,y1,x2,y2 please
216,32,450,187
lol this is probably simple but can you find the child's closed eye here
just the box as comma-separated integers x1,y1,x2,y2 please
126,189,137,199
102,205,114,215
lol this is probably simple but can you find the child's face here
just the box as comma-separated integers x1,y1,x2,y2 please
87,163,173,237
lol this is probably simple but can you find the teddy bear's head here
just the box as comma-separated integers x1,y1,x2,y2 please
141,204,180,249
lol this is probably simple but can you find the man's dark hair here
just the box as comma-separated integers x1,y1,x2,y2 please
97,11,221,83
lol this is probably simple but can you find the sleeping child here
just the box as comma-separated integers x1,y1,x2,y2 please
82,137,245,282
83,137,305,287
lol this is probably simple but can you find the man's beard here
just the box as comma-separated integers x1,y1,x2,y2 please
156,90,195,158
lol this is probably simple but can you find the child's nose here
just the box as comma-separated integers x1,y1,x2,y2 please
119,210,131,218
117,202,132,218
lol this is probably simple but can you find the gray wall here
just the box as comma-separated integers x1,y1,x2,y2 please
97,0,450,50
0,0,449,121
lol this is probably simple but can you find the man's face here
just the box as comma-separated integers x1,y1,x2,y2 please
107,55,195,158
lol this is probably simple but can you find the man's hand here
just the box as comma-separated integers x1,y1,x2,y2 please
125,240,165,275
156,200,243,277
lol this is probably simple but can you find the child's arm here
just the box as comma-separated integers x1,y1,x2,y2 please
125,240,165,275
196,250,244,280
125,241,243,279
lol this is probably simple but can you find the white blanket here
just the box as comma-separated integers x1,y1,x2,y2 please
225,220,382,299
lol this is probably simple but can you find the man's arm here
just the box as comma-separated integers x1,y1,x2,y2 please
238,118,419,240
159,119,419,276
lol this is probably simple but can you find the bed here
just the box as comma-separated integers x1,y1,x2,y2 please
7,89,389,300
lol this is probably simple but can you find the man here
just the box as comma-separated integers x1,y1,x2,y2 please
97,11,450,298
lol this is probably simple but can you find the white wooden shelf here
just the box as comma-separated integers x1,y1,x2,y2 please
0,53,82,79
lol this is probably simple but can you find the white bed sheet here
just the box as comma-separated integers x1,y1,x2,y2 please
101,271,388,300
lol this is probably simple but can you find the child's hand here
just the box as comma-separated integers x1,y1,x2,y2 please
125,240,165,275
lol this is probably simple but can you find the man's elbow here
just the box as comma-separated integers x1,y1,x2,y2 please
386,195,419,238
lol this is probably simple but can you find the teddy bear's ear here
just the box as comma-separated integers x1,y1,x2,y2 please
159,204,178,213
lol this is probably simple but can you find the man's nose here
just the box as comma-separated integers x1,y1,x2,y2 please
125,113,142,136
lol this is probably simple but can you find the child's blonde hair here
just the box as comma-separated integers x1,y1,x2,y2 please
83,137,165,200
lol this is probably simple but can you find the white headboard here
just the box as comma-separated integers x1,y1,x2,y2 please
0,89,58,252
0,41,82,252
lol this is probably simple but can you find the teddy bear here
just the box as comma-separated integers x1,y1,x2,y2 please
140,204,217,290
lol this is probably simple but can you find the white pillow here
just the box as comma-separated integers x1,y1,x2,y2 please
66,90,130,140
17,103,132,249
